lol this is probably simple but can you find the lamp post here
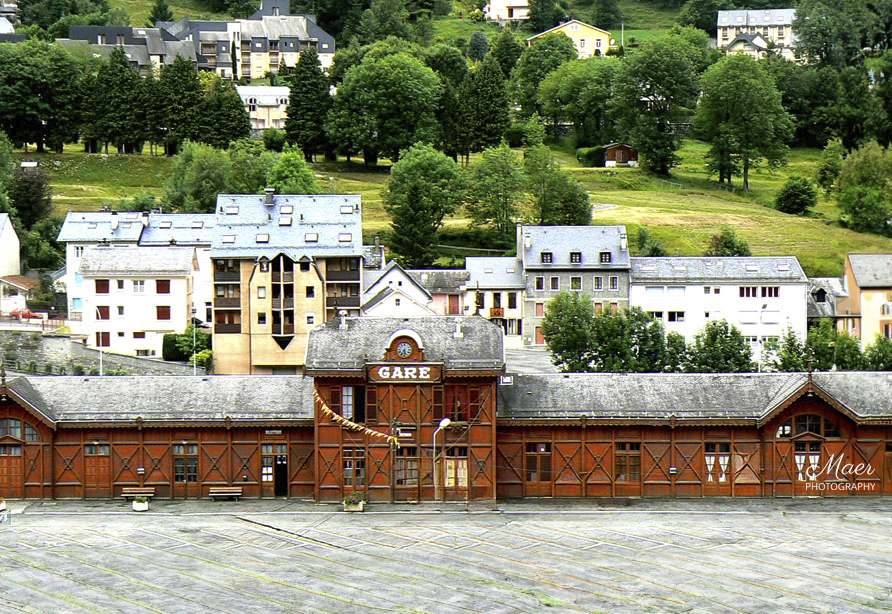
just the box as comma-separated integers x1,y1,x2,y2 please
94,306,103,376
432,417,451,501
191,308,197,376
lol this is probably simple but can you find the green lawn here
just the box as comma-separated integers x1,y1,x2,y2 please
110,0,230,28
16,138,892,277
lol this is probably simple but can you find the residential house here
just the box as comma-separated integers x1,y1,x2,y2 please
464,256,525,348
725,32,773,61
717,9,796,62
0,213,20,277
0,276,36,316
362,260,436,316
407,270,471,315
484,0,528,24
209,191,365,374
520,225,630,346
837,253,892,345
79,245,196,357
629,256,808,359
64,26,197,76
57,211,215,329
236,85,290,131
807,277,846,329
526,20,612,59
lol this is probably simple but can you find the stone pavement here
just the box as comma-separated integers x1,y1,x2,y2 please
0,498,891,613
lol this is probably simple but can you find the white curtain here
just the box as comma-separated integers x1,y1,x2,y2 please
718,455,730,483
795,454,805,481
706,455,715,482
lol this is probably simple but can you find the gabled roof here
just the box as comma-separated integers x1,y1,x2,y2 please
465,257,524,289
727,32,768,50
236,85,290,106
57,212,145,243
306,316,504,372
364,260,432,300
526,19,610,41
6,375,315,425
139,213,216,246
520,225,630,270
0,275,37,291
717,9,795,28
847,253,892,288
406,269,470,294
79,246,195,276
0,213,10,236
630,256,807,284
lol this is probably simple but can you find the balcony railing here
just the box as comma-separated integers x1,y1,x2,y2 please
214,271,240,282
271,272,294,283
271,297,294,309
214,323,241,334
489,307,504,318
326,296,360,308
214,297,240,308
327,270,360,282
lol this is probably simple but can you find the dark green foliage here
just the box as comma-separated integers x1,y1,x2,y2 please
524,145,592,226
284,48,331,161
463,55,511,156
864,336,892,371
512,33,577,116
127,193,160,212
677,0,733,34
541,292,597,372
694,54,792,190
147,0,173,25
704,226,751,256
228,139,278,193
575,147,604,167
263,128,287,152
527,0,565,33
815,138,844,195
764,328,806,372
18,0,109,30
10,165,52,230
504,123,526,147
20,217,63,270
593,0,622,30
423,44,468,88
359,0,411,44
164,141,232,213
635,226,667,256
836,141,892,236
174,323,212,357
437,82,469,161
467,142,526,240
158,56,204,153
775,176,818,214
468,31,488,62
162,333,188,362
200,77,251,149
805,319,863,370
384,143,467,268
267,146,322,193
793,0,872,69
489,28,524,80
87,47,143,154
612,35,699,175
686,320,755,373
539,59,619,145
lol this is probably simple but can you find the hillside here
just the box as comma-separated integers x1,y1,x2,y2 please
24,140,892,278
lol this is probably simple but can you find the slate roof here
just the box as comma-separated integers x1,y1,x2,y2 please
57,212,145,243
718,9,795,27
236,85,290,106
465,257,525,289
79,246,195,276
211,194,363,260
521,225,630,270
7,375,315,424
407,270,470,293
139,213,216,246
305,316,504,371
630,256,807,284
808,277,845,319
498,372,892,421
364,261,432,300
727,32,768,50
847,254,892,288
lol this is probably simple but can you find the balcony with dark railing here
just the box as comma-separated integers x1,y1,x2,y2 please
326,296,360,308
214,297,240,308
271,297,295,309
271,272,294,283
326,270,360,282
214,323,241,334
214,271,240,282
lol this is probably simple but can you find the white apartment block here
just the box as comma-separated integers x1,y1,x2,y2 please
717,9,796,62
464,257,525,349
79,246,196,357
484,0,528,23
630,256,808,356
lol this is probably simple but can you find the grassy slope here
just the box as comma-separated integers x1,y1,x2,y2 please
112,0,230,28
24,140,892,277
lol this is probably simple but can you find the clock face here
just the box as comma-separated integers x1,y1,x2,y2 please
396,342,413,358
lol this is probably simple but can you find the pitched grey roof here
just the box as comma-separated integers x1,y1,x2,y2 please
211,194,363,260
306,316,504,371
630,256,807,284
364,261,432,300
520,226,630,270
465,257,525,289
718,9,795,27
236,85,290,106
361,286,395,311
7,375,314,424
79,246,195,276
406,269,470,293
847,254,892,288
808,277,844,319
727,32,768,50
498,372,892,421
57,212,145,243
139,213,216,246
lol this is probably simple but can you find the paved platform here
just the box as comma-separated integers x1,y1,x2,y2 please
1,498,890,613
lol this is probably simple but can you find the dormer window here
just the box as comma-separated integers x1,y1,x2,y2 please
570,251,581,263
600,251,612,263
540,252,552,264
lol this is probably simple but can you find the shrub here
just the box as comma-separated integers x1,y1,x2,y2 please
28,360,37,374
88,367,100,375
576,146,605,168
43,363,53,375
162,334,188,362
263,128,287,152
72,363,86,375
504,123,526,148
190,349,214,370
775,176,818,214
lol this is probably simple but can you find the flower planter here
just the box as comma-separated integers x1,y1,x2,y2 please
132,500,149,512
343,500,365,512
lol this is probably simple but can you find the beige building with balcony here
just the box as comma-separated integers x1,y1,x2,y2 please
236,85,289,130
837,254,892,347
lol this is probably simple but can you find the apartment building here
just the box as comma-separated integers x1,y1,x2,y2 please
65,26,197,76
519,225,630,346
210,191,364,374
464,257,525,349
717,9,796,62
236,85,289,131
837,254,892,346
79,246,196,357
629,256,809,355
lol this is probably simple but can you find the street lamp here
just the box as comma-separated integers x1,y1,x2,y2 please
432,417,451,501
94,306,103,376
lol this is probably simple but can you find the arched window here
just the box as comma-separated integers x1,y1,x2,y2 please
775,414,840,439
24,424,40,441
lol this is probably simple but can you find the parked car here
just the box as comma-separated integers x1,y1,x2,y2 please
10,309,42,320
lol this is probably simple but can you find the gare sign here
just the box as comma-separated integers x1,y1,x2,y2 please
368,363,443,383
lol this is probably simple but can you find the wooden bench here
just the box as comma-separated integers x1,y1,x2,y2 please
208,486,243,501
121,487,156,500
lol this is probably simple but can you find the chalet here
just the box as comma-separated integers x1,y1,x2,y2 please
604,142,638,168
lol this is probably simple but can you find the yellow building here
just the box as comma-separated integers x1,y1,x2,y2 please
211,191,367,374
526,20,612,59
837,254,892,347
236,86,290,130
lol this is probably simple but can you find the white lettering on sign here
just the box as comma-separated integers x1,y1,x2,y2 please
419,366,430,378
372,364,439,381
379,366,391,378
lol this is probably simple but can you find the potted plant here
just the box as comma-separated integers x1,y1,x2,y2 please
343,491,365,512
132,496,149,512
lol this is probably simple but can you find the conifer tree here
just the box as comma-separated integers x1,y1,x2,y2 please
489,28,523,81
89,46,143,154
146,0,173,26
468,30,488,62
284,48,332,161
465,54,510,153
159,56,204,155
201,77,251,149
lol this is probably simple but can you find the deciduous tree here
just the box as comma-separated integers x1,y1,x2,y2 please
267,146,322,194
467,142,526,239
686,320,755,373
704,226,751,256
524,145,592,225
512,33,577,117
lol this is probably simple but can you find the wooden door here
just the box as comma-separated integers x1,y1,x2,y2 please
84,454,111,499
793,440,822,496
524,442,552,497
0,445,23,499
703,443,732,496
535,326,544,345
443,447,468,501
448,295,460,315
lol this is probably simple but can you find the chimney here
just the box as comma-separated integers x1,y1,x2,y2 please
264,187,275,205
110,211,119,231
453,317,464,339
620,232,628,251
338,309,348,330
374,234,380,248
141,211,149,227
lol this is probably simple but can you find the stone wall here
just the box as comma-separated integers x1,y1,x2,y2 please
0,331,198,376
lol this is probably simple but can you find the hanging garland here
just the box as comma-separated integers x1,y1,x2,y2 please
314,389,400,447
